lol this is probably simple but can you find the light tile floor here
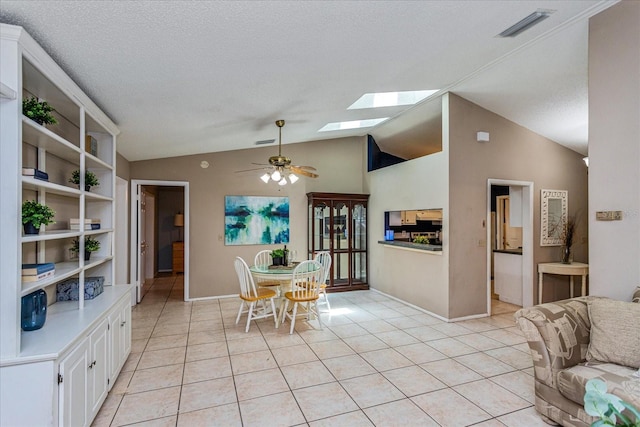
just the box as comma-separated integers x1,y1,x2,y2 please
92,275,549,427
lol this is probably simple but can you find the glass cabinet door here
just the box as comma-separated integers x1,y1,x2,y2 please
309,202,329,258
352,203,367,251
307,193,369,292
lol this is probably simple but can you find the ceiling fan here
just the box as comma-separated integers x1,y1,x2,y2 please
239,119,319,185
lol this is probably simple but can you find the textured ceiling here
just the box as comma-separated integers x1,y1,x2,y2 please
0,1,616,161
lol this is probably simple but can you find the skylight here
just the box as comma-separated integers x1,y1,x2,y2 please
318,118,389,132
348,90,439,109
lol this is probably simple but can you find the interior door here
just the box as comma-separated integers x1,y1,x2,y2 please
144,192,155,283
133,186,148,303
115,177,128,284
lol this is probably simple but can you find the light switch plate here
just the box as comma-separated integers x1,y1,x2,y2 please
596,211,623,221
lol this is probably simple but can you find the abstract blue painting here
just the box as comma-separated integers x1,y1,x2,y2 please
224,196,290,245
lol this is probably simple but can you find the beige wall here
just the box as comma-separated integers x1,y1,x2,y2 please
588,1,640,300
130,137,365,299
367,93,588,320
367,151,451,318
116,152,130,180
448,93,588,318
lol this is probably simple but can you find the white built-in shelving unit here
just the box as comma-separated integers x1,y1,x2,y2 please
0,23,132,426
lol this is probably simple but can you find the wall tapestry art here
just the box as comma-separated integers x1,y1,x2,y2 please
224,195,290,245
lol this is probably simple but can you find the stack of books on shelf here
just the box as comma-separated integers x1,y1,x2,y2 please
22,262,55,282
70,218,101,230
22,167,49,181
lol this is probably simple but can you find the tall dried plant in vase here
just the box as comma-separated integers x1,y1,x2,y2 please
560,216,577,264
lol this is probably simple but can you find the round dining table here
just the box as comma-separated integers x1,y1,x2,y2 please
249,262,321,326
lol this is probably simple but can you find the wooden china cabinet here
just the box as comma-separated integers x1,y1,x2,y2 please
307,193,369,292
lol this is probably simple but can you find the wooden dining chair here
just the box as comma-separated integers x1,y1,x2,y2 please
313,251,332,311
234,257,278,332
281,260,323,334
253,249,282,292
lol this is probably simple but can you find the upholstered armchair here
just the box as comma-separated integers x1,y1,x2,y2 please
515,295,640,426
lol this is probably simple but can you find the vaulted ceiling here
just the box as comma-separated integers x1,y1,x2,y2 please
0,1,616,161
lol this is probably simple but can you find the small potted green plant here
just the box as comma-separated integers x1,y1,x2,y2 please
270,248,285,266
22,200,55,235
69,170,99,191
22,96,57,126
412,235,430,245
71,236,101,261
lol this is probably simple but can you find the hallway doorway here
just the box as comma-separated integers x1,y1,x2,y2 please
131,180,190,303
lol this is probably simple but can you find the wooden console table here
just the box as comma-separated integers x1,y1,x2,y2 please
538,262,589,303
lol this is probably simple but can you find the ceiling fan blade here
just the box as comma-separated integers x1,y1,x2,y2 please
291,165,317,171
291,167,319,178
235,167,271,173
251,162,270,166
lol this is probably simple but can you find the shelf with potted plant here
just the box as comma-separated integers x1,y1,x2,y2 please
22,116,81,163
2,25,128,426
22,176,82,198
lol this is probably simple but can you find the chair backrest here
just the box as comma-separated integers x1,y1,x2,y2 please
254,250,272,271
291,260,323,299
234,257,258,298
314,251,332,285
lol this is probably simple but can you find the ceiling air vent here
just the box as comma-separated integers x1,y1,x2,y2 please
255,139,275,145
498,9,554,38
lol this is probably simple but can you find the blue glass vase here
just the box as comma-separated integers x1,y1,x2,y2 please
21,289,47,331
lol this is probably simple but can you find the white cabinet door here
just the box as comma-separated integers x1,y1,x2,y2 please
108,298,132,387
121,300,132,358
59,339,89,427
108,308,122,384
494,252,523,306
88,319,109,419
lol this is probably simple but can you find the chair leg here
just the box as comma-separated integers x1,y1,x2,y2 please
281,300,290,326
315,300,323,330
245,302,255,333
323,289,331,311
270,298,278,328
289,302,298,335
235,301,245,325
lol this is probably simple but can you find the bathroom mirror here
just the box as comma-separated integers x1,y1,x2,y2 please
540,189,568,246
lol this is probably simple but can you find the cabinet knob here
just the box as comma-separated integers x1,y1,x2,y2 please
120,321,126,327
88,360,96,369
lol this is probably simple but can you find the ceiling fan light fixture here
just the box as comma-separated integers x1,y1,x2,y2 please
260,173,271,183
278,177,287,186
289,174,299,184
271,170,281,182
